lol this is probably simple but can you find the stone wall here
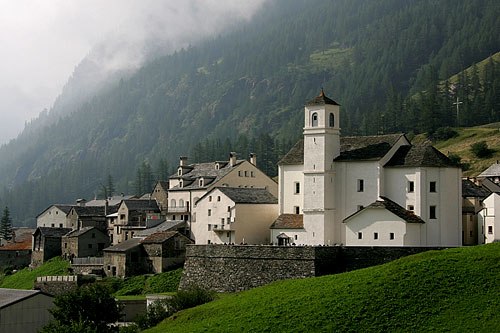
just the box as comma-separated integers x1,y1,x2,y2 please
179,245,444,292
34,275,79,296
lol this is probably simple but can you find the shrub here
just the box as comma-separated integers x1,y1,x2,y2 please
470,141,493,158
430,127,459,141
136,300,169,330
168,286,215,312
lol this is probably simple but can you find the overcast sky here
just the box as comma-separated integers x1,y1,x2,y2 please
0,0,266,144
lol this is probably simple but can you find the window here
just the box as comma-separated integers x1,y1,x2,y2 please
329,113,335,127
244,171,248,177
209,196,212,202
179,199,184,207
208,224,212,231
294,206,300,214
311,112,318,127
217,196,221,202
172,215,176,220
207,240,211,244
357,179,364,192
374,232,378,240
294,182,300,194
408,205,414,211
59,223,63,228
430,206,437,219
390,232,395,240
430,181,437,193
251,171,255,177
408,181,414,192
488,226,493,234
170,199,176,208
208,209,212,216
178,168,182,176
51,223,55,227
221,218,225,224
92,233,95,238
64,242,67,248
238,171,242,177
357,205,364,211
294,235,298,240
199,179,204,186
357,232,363,240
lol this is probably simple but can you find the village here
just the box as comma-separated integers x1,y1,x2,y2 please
0,90,499,282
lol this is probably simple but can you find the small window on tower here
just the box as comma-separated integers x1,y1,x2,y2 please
357,179,364,192
408,181,414,193
430,181,437,193
294,182,300,194
329,113,334,127
311,112,318,127
294,206,300,214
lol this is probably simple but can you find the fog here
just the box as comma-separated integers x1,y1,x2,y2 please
0,0,266,144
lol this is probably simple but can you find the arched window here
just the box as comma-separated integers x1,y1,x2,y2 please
179,199,184,207
311,112,318,127
329,113,334,127
170,199,176,208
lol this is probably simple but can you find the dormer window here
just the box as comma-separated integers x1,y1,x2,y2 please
215,163,220,170
178,168,182,176
199,178,204,187
179,180,183,188
312,112,318,127
329,113,334,127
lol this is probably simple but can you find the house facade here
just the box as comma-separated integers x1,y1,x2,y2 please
479,192,500,243
61,227,110,259
276,90,462,247
141,231,193,273
36,205,73,228
193,187,278,244
31,227,72,268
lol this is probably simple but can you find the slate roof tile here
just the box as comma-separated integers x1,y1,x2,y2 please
270,214,304,229
384,144,456,167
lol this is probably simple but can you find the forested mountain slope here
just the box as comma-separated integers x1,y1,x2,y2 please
0,0,499,226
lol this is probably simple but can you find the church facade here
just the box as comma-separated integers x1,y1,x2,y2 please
276,90,462,247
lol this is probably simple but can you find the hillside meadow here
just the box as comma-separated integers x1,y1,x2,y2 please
146,244,500,332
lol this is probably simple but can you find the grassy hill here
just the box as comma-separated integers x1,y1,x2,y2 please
0,257,70,289
146,244,500,332
413,123,500,177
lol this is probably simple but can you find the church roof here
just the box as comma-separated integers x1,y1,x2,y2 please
384,144,456,168
278,134,405,165
270,214,304,229
306,89,340,106
344,196,425,224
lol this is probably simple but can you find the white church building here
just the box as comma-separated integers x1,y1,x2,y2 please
274,90,462,247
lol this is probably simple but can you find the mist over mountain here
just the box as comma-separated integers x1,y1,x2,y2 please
0,0,499,226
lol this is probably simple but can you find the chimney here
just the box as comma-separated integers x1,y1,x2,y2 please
249,153,257,166
229,152,237,167
179,156,188,167
104,199,109,216
76,199,86,207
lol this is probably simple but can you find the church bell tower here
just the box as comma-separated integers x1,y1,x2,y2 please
302,89,341,245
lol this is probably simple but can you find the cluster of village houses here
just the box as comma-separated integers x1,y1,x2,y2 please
1,90,500,281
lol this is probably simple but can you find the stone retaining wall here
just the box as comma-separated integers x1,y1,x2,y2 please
179,245,444,292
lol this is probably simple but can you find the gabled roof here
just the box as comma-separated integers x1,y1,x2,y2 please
480,178,500,193
63,226,105,238
270,214,304,229
140,231,181,244
0,231,32,251
71,206,107,217
169,160,246,191
123,199,160,212
134,220,187,237
278,134,405,165
36,204,74,218
478,162,500,178
306,89,340,106
344,196,425,224
86,195,136,207
0,288,52,309
103,238,141,252
384,144,456,168
35,227,72,238
462,179,491,198
199,187,277,205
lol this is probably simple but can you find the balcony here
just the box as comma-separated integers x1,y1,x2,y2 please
168,206,189,213
212,224,233,232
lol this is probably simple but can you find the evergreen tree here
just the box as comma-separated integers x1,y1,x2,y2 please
0,206,13,241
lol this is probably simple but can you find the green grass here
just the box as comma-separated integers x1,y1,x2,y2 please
110,268,183,296
0,257,70,289
146,244,500,332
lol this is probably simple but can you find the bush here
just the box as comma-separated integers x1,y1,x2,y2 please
136,300,169,330
470,141,493,158
429,127,459,141
168,286,215,312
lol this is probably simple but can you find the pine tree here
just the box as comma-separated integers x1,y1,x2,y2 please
0,206,13,241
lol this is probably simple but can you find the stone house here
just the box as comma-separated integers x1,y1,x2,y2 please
36,204,73,228
151,181,169,214
270,214,305,246
141,231,193,273
0,288,54,333
167,153,278,233
0,228,34,270
67,205,118,232
110,199,162,245
61,227,110,260
103,238,147,278
193,187,278,244
31,227,72,268
277,90,462,247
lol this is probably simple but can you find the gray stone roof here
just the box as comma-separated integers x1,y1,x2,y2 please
86,195,136,207
270,214,304,229
462,179,491,198
384,144,456,168
103,238,141,252
63,227,105,238
123,199,160,212
480,178,500,193
478,162,500,178
169,160,245,191
306,89,340,106
0,288,51,309
140,231,180,244
35,227,72,238
72,206,107,217
214,187,278,204
278,134,405,165
344,196,425,224
134,220,186,237
36,204,74,218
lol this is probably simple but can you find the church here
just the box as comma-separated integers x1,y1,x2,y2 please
272,90,462,247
